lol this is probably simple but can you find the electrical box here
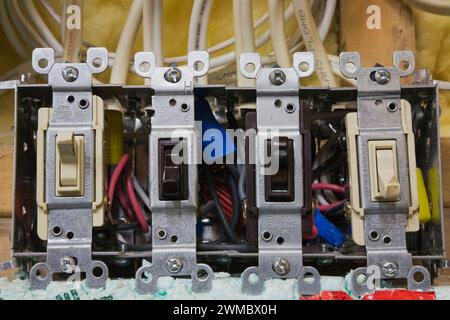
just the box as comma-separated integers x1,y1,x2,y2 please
0,49,445,296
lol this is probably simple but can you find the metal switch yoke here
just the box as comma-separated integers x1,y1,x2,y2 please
238,52,320,296
30,48,109,290
133,51,213,294
340,51,430,295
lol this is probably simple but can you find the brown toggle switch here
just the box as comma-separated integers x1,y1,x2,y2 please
265,137,294,202
158,139,188,201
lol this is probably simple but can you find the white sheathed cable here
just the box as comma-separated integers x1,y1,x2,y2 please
10,0,48,49
165,3,296,64
152,0,163,67
39,0,62,24
6,0,40,49
188,0,213,52
268,0,291,67
62,0,83,63
143,0,153,52
143,0,153,85
110,0,144,84
233,0,256,87
132,175,151,211
293,0,336,87
0,1,30,59
188,0,214,84
318,0,336,41
23,0,63,52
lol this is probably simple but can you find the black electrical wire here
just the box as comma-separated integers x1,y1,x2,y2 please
227,172,241,231
204,167,241,244
200,200,217,217
225,164,239,182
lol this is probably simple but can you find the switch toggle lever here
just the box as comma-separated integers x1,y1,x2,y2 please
368,140,400,202
56,131,84,196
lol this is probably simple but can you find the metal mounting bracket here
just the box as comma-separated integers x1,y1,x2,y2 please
239,52,320,296
341,51,430,295
30,48,109,290
134,51,214,295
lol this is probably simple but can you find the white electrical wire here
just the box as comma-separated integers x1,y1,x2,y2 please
132,175,151,211
39,0,62,24
143,0,153,52
268,0,291,67
406,0,450,16
319,0,336,40
233,0,256,87
143,0,153,85
188,0,213,52
2,0,345,88
0,1,29,60
23,0,63,52
151,0,163,67
188,0,214,84
62,0,83,63
10,0,48,49
293,0,337,87
166,3,297,64
314,179,330,205
110,0,144,84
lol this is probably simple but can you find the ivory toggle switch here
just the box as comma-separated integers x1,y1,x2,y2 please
56,131,84,196
368,140,400,202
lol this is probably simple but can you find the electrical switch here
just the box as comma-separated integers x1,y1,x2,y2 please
56,132,84,196
265,137,294,202
159,140,188,201
368,140,400,202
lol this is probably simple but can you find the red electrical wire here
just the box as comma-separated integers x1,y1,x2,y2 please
216,187,234,209
303,225,319,240
317,200,347,213
108,154,130,223
312,183,347,194
125,164,150,233
117,179,134,221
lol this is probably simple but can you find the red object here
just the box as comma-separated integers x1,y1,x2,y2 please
317,200,347,213
117,179,134,221
108,154,131,223
362,290,436,300
312,183,347,194
302,290,435,301
303,225,319,240
125,164,150,233
301,291,354,300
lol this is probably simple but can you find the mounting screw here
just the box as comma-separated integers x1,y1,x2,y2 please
62,66,79,82
269,69,286,86
164,67,182,83
382,262,399,278
60,256,77,274
374,69,391,85
166,257,183,274
273,258,290,276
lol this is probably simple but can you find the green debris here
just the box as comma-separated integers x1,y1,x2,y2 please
55,290,80,300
